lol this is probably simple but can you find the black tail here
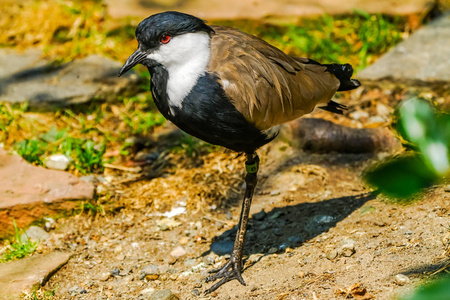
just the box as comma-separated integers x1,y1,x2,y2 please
322,63,361,91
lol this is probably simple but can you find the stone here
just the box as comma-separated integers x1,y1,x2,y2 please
0,48,139,106
170,246,187,258
149,289,179,300
156,218,182,231
0,149,94,238
270,190,281,196
252,209,267,221
326,249,338,260
68,286,87,296
339,239,356,257
44,154,72,171
96,272,110,281
20,226,50,243
267,247,278,254
140,287,155,296
0,252,71,299
359,14,450,83
140,264,159,280
394,274,410,285
179,236,189,245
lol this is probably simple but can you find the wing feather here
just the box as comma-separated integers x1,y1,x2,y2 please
208,26,340,130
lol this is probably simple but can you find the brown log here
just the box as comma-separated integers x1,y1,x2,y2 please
280,118,402,153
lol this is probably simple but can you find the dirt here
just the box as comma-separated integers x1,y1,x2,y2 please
26,85,450,299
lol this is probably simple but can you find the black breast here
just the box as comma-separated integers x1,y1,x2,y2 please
149,67,274,153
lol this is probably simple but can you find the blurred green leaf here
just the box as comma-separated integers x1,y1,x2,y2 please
398,98,450,175
402,277,450,300
364,154,439,199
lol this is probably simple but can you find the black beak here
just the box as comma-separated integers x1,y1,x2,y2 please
118,49,147,77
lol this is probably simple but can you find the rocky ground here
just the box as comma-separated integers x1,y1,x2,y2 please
23,138,450,300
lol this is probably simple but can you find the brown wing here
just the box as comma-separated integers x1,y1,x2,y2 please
208,26,340,130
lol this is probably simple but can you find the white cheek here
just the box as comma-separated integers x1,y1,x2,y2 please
148,32,211,110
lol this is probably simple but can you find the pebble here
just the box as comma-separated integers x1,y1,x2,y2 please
44,154,72,170
394,274,410,285
194,221,202,230
119,268,131,276
270,190,281,196
312,215,335,224
156,218,182,231
131,242,140,249
145,274,159,281
203,255,215,266
68,286,87,296
43,217,56,232
350,110,369,121
444,185,450,192
149,289,180,300
193,280,203,288
339,239,356,257
326,249,338,260
297,271,306,278
96,184,108,195
170,246,187,258
273,227,283,236
252,210,267,221
191,289,200,296
267,247,278,254
21,226,50,243
140,287,156,296
111,268,120,276
96,272,110,281
140,264,159,280
179,236,189,245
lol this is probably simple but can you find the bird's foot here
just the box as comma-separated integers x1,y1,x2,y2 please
204,256,245,294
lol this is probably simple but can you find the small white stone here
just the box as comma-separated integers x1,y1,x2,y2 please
394,274,410,285
170,246,187,258
44,154,72,170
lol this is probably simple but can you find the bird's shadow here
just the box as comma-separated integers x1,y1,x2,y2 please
201,191,376,264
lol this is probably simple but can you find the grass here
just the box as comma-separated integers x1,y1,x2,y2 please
0,94,165,174
0,221,38,263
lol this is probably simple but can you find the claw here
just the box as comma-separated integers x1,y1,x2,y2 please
204,257,246,294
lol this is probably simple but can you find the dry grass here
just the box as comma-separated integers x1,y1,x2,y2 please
0,0,137,62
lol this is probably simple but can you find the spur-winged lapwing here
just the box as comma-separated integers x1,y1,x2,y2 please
119,11,360,293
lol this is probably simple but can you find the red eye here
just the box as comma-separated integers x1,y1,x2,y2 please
160,34,171,44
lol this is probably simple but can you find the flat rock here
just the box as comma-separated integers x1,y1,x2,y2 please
106,0,433,20
0,48,139,106
0,149,94,237
0,252,71,300
359,14,450,83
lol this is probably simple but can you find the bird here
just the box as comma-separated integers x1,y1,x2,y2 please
119,11,360,293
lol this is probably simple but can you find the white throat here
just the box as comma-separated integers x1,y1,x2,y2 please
147,32,211,112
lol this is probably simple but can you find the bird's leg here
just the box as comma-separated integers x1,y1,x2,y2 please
205,152,259,294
